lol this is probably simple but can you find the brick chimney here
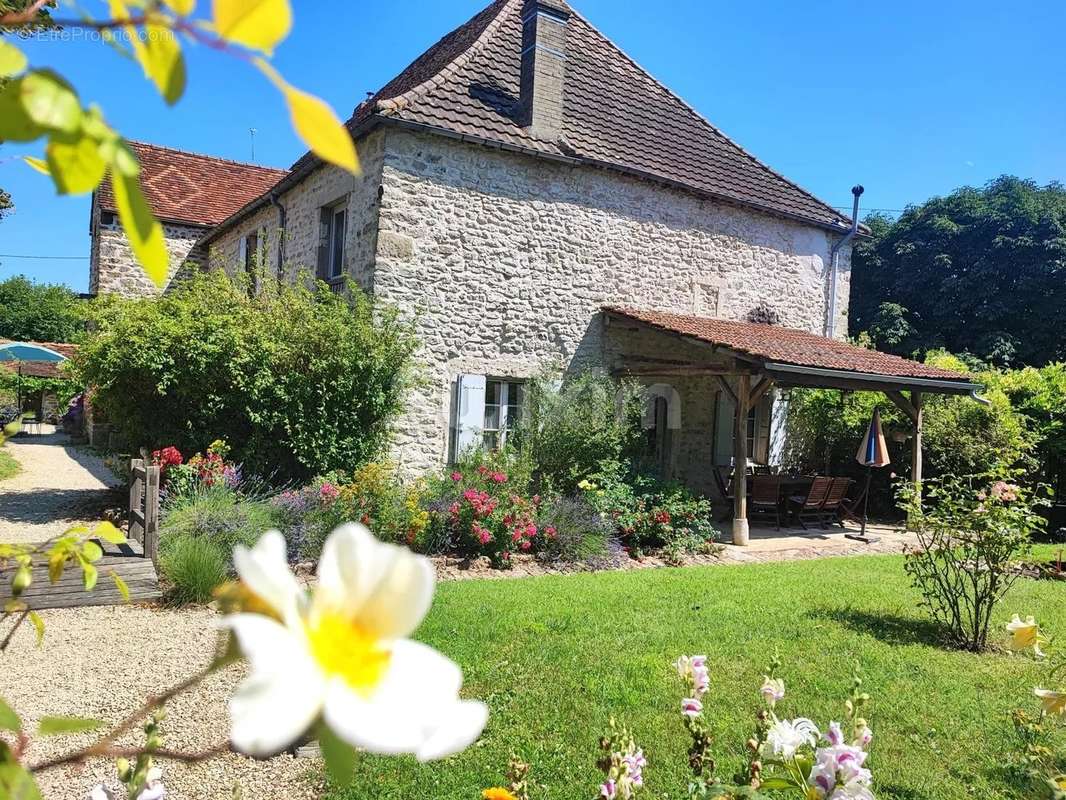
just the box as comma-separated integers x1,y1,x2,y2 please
519,0,570,141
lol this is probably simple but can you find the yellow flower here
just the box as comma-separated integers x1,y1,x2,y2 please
1035,688,1066,717
1006,614,1044,656
482,789,518,800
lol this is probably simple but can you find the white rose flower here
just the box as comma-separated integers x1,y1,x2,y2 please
224,525,488,760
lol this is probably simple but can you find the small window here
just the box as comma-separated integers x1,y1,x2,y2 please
243,231,259,273
482,380,523,451
746,406,757,461
326,204,347,279
646,395,672,475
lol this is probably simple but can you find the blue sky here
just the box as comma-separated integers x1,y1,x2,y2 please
2,0,1064,291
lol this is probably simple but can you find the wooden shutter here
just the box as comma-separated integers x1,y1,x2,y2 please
238,236,247,270
454,374,487,459
756,396,772,464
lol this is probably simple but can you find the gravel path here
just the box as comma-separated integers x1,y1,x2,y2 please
2,604,325,800
0,427,122,545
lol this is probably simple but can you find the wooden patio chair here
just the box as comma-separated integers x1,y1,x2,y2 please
750,475,783,530
819,477,853,528
752,464,773,475
712,466,735,522
788,476,832,530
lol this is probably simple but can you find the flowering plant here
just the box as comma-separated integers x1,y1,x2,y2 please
425,452,544,566
157,440,242,501
900,468,1047,651
581,462,716,556
1004,614,1066,796
595,719,646,800
675,654,875,799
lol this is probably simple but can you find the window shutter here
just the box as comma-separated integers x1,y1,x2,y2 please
316,207,331,279
713,389,735,466
238,236,247,269
768,390,789,466
454,374,487,459
756,396,772,464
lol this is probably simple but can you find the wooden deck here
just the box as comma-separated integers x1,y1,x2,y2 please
0,538,161,610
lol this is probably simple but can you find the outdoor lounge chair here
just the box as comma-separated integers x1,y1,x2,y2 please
750,475,783,530
819,477,853,527
788,476,832,530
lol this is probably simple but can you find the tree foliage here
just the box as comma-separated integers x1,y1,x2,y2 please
72,271,418,481
0,275,85,342
850,176,1066,366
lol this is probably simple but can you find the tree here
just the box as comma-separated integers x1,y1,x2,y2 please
849,177,1066,366
0,274,85,341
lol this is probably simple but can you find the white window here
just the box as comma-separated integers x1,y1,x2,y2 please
452,375,523,460
325,203,347,279
482,379,522,451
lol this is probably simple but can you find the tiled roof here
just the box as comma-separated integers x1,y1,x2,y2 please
346,0,851,231
604,307,972,382
96,142,288,228
0,340,77,379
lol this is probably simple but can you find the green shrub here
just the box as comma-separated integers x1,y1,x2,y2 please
0,449,19,482
159,534,228,605
512,371,644,495
73,270,417,481
900,469,1046,651
161,485,283,555
537,496,620,567
271,463,429,559
581,460,717,554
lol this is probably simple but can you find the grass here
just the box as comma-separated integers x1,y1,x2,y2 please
159,533,228,605
0,448,20,482
333,546,1066,800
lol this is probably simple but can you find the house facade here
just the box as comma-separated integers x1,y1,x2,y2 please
88,0,865,493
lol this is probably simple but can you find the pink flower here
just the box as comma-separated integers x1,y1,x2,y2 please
545,526,557,538
463,488,479,502
600,780,616,799
681,697,703,718
491,472,508,484
477,529,492,545
990,480,1019,502
451,471,463,482
525,523,537,537
519,540,532,551
448,502,460,516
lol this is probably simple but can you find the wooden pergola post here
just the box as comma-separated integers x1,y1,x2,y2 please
733,373,750,545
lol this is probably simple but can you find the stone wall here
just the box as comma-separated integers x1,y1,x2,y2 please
88,199,205,297
372,128,851,477
206,130,386,291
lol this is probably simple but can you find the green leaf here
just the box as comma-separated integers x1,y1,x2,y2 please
37,716,105,736
317,723,358,787
81,562,98,591
212,0,292,54
22,156,50,175
143,23,186,105
0,80,43,142
18,69,82,135
0,763,42,800
94,522,126,545
255,59,358,174
81,539,103,563
110,571,130,603
109,167,169,286
27,612,44,646
0,40,27,78
757,776,798,790
45,135,106,195
0,698,20,733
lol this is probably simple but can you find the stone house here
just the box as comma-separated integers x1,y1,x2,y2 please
88,0,972,503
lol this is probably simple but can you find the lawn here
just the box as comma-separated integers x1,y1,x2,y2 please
335,547,1065,800
0,449,19,482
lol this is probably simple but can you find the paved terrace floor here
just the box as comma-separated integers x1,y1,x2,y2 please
714,520,915,564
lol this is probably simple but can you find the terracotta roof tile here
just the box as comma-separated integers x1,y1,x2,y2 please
96,142,288,228
604,307,971,382
354,0,851,231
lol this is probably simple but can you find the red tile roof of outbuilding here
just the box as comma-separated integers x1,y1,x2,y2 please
95,142,288,228
604,307,972,382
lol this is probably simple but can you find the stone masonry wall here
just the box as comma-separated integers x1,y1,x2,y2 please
372,128,851,477
207,130,386,291
88,199,206,297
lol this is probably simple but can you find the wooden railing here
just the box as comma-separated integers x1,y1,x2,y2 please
129,459,160,567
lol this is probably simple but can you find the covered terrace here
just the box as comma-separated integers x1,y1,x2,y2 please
602,307,982,545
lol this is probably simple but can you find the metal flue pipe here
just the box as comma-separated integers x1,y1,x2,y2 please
826,184,864,339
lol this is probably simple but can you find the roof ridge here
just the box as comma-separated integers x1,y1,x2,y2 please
567,9,851,229
375,0,518,116
126,140,289,174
